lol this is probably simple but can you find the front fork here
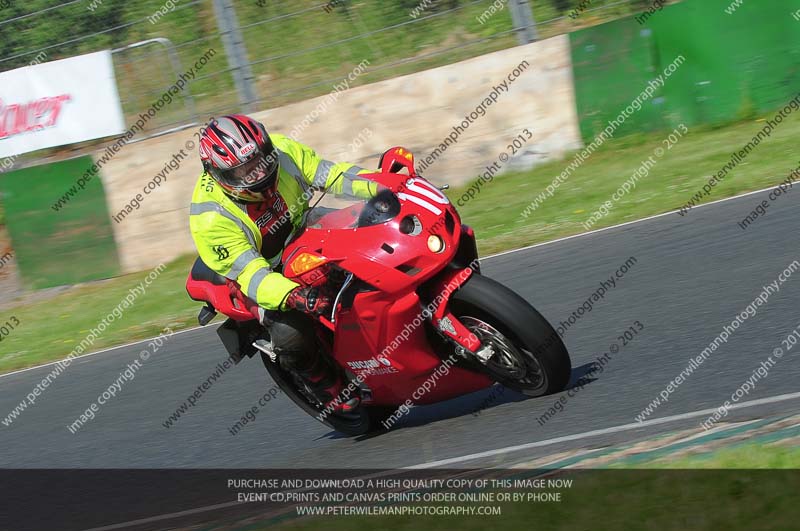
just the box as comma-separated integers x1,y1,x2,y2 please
425,263,494,363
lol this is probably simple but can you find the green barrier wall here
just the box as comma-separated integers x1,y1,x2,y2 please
0,157,120,289
570,0,800,142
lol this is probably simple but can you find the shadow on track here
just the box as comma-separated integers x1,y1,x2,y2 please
314,363,602,441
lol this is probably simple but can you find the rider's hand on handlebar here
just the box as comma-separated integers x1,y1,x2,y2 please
283,286,331,316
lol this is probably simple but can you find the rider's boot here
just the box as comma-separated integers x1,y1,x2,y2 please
269,316,360,414
293,353,360,414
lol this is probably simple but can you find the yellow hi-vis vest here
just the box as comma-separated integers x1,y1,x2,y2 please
189,134,378,311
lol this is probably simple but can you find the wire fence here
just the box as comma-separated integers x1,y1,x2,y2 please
0,0,650,167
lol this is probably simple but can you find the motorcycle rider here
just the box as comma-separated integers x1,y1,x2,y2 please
190,114,387,414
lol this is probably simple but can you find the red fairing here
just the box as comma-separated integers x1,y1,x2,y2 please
186,275,257,322
281,171,492,405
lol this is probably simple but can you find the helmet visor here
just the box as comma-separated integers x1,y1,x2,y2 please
216,149,279,191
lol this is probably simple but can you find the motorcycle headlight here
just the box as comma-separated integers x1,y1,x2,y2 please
427,235,445,253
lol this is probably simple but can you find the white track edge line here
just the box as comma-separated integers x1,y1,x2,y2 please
80,500,240,531
484,183,779,260
77,392,800,531
0,326,206,379
407,390,800,468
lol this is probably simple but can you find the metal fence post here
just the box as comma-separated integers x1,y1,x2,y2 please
212,0,258,113
509,0,538,44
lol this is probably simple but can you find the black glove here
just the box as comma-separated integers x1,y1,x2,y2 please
283,286,331,316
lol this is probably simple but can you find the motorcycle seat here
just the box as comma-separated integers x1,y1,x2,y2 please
190,257,227,286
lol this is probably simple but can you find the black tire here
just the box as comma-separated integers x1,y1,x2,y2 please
259,353,393,436
448,273,571,396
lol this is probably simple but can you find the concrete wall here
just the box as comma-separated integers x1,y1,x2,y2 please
101,35,581,273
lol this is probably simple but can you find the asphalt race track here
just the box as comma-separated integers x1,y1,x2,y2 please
2,188,799,469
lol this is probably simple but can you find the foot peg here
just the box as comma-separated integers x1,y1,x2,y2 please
253,338,277,362
198,304,217,326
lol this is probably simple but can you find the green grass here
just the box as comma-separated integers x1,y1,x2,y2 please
628,442,800,468
1,112,798,373
0,256,199,373
451,113,800,256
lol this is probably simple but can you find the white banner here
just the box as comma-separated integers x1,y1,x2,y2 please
0,50,125,158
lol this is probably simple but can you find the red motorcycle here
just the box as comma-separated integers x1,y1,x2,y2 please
186,148,571,435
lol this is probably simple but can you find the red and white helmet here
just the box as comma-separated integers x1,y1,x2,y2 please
198,114,280,202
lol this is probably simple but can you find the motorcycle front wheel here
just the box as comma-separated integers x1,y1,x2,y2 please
447,273,571,396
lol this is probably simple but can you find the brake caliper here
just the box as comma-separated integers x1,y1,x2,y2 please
432,310,482,354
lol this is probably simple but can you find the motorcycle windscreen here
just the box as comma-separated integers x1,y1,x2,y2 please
306,190,401,230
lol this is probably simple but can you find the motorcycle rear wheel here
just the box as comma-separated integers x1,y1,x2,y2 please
259,353,393,436
448,273,571,396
